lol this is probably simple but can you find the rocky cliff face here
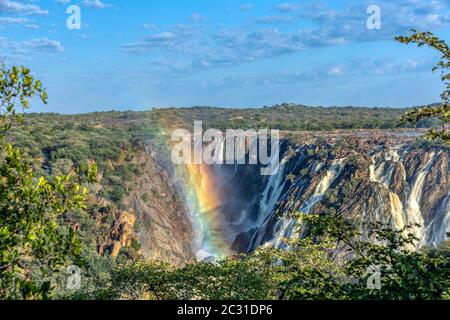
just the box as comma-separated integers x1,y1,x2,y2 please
184,134,449,258
92,142,196,266
107,211,137,258
103,133,449,264
122,146,196,265
248,141,448,253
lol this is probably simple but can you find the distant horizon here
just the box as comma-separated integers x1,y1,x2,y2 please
22,101,441,116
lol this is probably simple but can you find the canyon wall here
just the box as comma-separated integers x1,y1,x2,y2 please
181,136,449,259
118,134,448,264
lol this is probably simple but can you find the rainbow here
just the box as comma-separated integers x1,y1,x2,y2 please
154,123,233,260
185,163,233,260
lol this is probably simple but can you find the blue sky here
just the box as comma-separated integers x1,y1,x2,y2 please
1,0,450,113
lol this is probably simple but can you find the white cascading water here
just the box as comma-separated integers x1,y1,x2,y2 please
246,151,290,249
369,148,401,188
425,193,450,246
191,138,448,256
270,158,345,248
370,148,406,230
212,137,236,188
389,192,405,230
405,152,436,246
169,125,450,261
369,148,449,248
247,145,448,252
213,136,225,167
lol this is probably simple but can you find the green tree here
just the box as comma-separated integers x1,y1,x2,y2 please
110,257,275,300
273,214,450,300
104,213,449,300
0,64,96,299
344,223,450,300
395,31,450,143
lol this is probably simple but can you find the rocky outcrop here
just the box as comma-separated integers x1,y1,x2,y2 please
99,133,448,263
259,141,448,250
192,136,450,254
420,152,449,224
109,211,137,258
124,148,195,266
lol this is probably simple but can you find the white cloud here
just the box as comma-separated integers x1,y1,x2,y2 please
142,23,157,30
122,0,450,76
201,57,433,89
274,3,299,13
23,38,64,53
328,65,344,76
0,0,48,15
25,24,39,29
81,0,111,9
240,3,253,11
189,13,206,22
0,16,30,25
0,37,64,61
255,15,296,24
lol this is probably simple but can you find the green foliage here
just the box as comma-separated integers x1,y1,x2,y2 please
153,104,412,133
395,31,450,143
0,65,94,300
344,223,449,300
10,112,147,209
110,257,275,300
270,215,449,300
0,65,47,138
94,214,449,301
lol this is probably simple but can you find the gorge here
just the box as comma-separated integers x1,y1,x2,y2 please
134,129,449,263
11,110,449,267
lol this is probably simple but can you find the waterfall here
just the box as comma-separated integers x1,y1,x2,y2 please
405,152,436,246
181,137,448,259
369,148,447,248
248,146,448,252
389,192,405,230
425,194,450,246
369,148,400,189
369,149,406,230
370,149,406,230
271,158,345,248
246,152,290,250
213,137,225,166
